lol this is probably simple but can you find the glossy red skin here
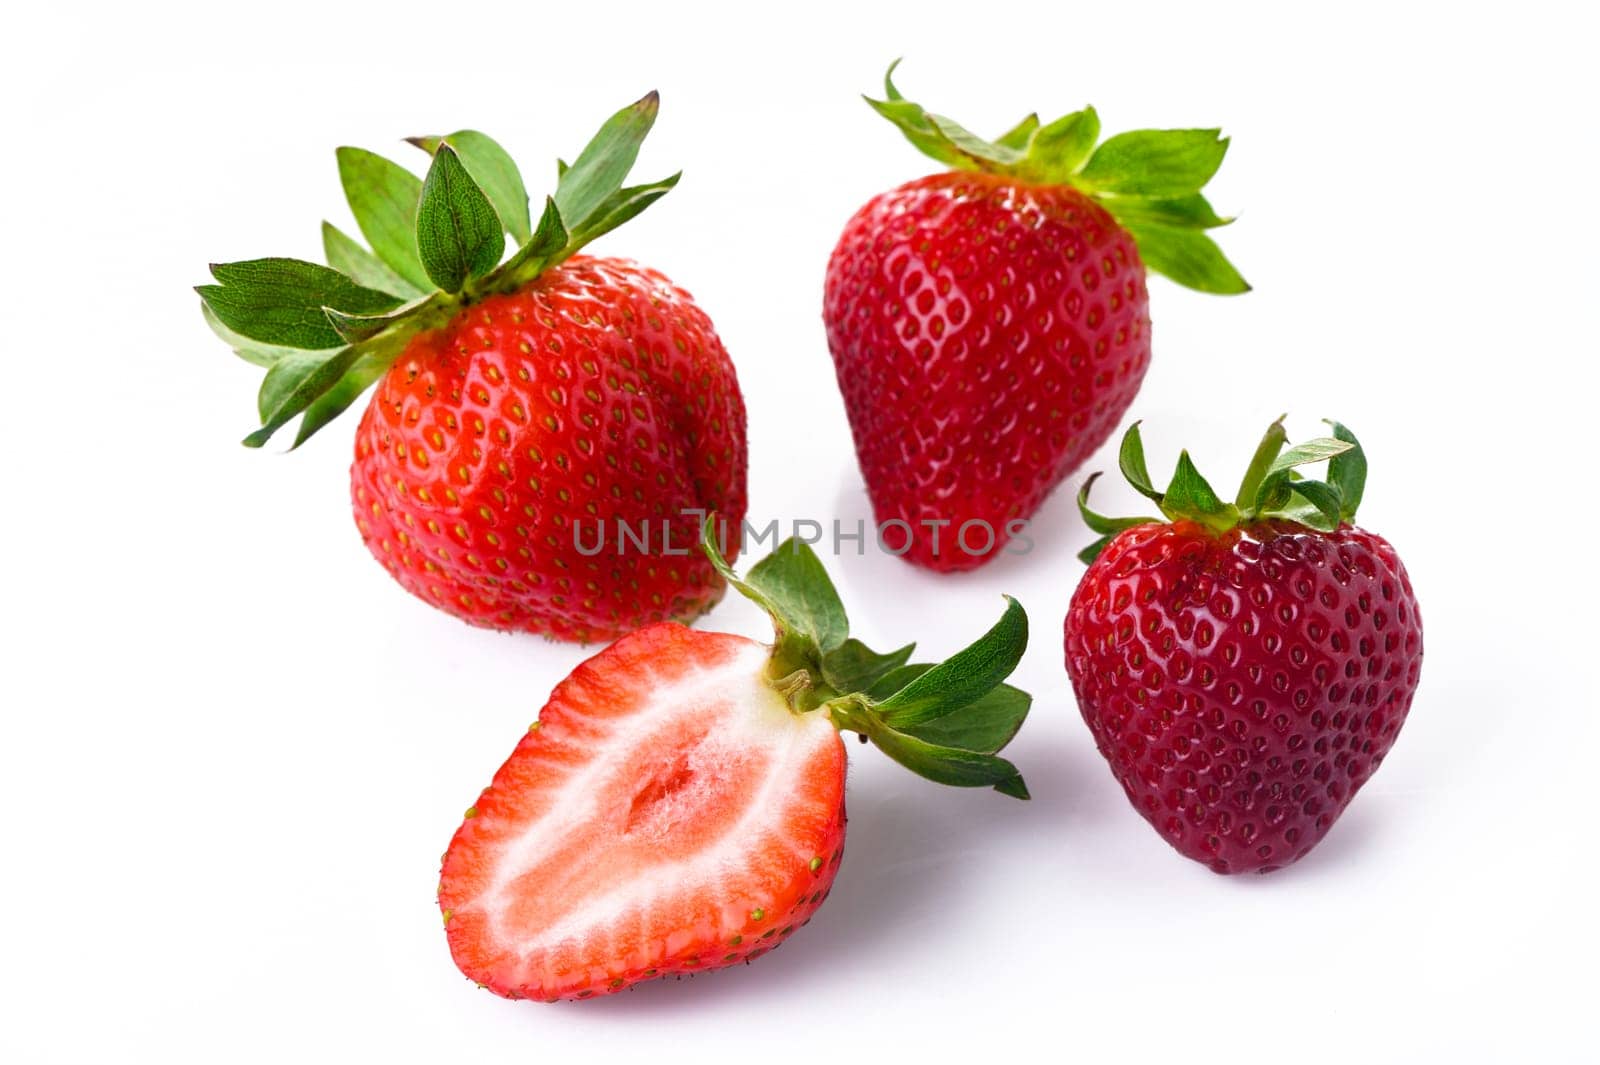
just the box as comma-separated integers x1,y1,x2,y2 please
352,256,747,642
824,172,1151,571
1065,521,1423,874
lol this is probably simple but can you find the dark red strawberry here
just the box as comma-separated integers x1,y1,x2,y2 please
441,521,1034,1000
199,95,745,641
1064,419,1423,873
824,63,1247,571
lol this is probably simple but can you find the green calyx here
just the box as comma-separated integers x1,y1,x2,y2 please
1076,417,1368,563
700,517,1032,800
197,93,679,449
866,60,1249,296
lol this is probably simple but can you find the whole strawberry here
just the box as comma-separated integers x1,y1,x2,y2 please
824,63,1248,571
1064,420,1422,873
198,95,746,641
440,519,1033,1000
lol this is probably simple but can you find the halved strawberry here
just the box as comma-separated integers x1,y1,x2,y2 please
439,521,1034,1001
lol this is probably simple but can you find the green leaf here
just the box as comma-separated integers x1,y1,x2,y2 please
244,345,360,448
992,775,1030,800
1235,416,1288,508
321,222,425,300
865,721,1027,796
820,639,915,695
1119,421,1163,503
745,538,850,654
1251,436,1352,516
566,173,680,250
1161,450,1239,530
415,143,504,293
1124,224,1251,295
865,95,965,169
926,113,1021,170
197,258,401,350
555,92,660,233
1078,129,1229,196
493,196,569,285
877,667,1031,755
864,61,974,170
1098,192,1231,230
993,113,1040,151
1268,437,1355,474
877,597,1027,729
201,301,302,368
1018,107,1100,181
407,130,531,244
702,515,777,614
292,350,388,449
322,307,386,345
1323,420,1367,521
335,147,429,292
882,57,909,101
1284,479,1345,530
1077,472,1158,537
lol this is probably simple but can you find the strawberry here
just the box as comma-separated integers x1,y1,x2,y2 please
439,519,1034,1000
823,63,1248,571
198,95,746,641
1064,420,1423,873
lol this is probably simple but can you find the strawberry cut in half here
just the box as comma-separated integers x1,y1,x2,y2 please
1065,419,1423,873
439,519,1034,1000
824,62,1248,572
197,95,746,641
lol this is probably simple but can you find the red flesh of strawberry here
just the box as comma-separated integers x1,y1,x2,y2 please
439,623,846,1000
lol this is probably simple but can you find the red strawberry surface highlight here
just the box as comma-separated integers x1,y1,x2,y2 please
199,94,745,640
440,521,1035,1000
1065,420,1423,873
824,63,1246,571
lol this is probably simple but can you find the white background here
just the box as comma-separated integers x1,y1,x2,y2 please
4,2,1595,1062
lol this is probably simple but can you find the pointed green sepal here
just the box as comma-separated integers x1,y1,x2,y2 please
819,638,915,695
1076,471,1158,564
1323,420,1367,520
197,258,402,351
876,597,1026,729
415,143,504,293
1160,451,1240,531
335,147,428,292
1235,415,1288,509
321,221,426,300
555,91,662,233
864,62,1247,295
406,130,532,244
993,113,1040,151
1118,422,1163,504
1252,436,1355,515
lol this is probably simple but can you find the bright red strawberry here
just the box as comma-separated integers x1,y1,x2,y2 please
824,63,1248,571
200,94,745,641
440,521,1035,1000
1064,420,1423,873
